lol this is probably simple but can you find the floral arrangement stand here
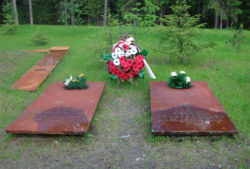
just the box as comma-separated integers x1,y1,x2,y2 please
101,35,156,85
12,46,70,92
150,81,238,135
6,82,105,135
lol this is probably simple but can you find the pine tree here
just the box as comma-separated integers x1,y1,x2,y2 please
161,0,204,63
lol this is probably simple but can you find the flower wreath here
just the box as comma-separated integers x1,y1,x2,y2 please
101,36,149,82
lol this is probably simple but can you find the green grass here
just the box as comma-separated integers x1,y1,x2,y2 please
0,25,249,136
0,25,249,168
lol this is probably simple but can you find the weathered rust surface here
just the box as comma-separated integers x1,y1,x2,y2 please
150,81,238,135
28,49,49,53
6,82,105,135
12,46,70,91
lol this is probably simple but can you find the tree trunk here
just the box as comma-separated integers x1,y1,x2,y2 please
12,0,19,25
215,10,218,29
103,0,108,26
160,9,163,25
220,11,223,29
197,0,201,14
71,11,75,26
64,0,68,25
28,0,33,25
88,15,90,25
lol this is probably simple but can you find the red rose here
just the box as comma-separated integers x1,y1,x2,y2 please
133,64,139,72
136,55,144,63
133,71,139,76
117,70,124,77
127,59,134,66
124,66,131,72
137,62,144,69
109,60,115,68
122,44,129,51
121,61,128,68
120,56,126,61
115,68,121,74
122,73,130,80
109,66,116,74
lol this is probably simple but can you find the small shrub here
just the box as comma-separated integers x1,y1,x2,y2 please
2,2,17,35
31,29,50,46
228,24,245,52
3,15,17,34
161,0,204,64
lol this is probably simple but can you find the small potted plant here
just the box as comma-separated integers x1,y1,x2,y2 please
64,73,88,89
167,70,191,89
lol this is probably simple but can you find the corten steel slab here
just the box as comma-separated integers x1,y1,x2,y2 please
28,49,49,53
150,81,238,135
6,82,106,135
12,47,69,91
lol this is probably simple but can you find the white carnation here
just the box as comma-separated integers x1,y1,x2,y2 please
112,52,118,59
171,72,177,77
115,47,122,54
186,76,191,83
113,58,120,66
118,51,124,58
64,75,72,86
180,70,186,74
125,50,131,57
130,47,137,55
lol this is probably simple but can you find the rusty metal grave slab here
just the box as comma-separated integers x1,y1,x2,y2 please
6,82,105,135
150,81,237,135
11,46,70,92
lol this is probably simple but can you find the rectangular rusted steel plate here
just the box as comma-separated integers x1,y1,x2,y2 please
11,47,69,92
6,82,105,135
150,81,238,135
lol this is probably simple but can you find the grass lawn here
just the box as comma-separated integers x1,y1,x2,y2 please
0,25,249,168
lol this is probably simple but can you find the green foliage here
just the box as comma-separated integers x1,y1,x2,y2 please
64,74,89,89
161,0,204,63
0,26,249,167
58,0,83,25
1,2,17,34
167,71,191,89
107,9,120,26
124,0,159,26
2,15,17,35
101,54,113,61
229,24,245,52
30,29,50,46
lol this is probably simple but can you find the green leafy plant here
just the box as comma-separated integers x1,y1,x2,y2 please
167,71,191,89
228,24,245,52
107,9,120,26
161,0,204,63
30,29,50,45
64,73,88,89
2,2,17,34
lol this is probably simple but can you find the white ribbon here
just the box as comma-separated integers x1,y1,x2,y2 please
143,59,156,79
